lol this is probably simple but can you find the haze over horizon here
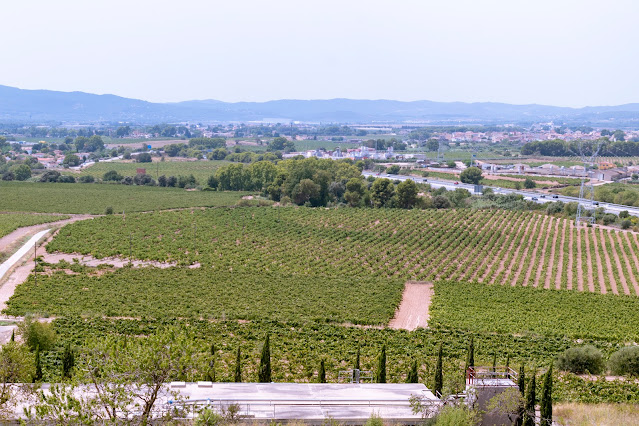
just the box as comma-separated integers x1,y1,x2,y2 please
2,0,639,107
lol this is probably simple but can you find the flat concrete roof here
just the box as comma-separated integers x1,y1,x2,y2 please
169,383,439,421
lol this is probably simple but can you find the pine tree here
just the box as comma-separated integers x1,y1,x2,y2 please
234,346,242,383
375,344,386,383
258,334,271,383
522,371,536,426
540,363,553,426
319,360,326,383
355,344,361,370
10,330,14,342
434,343,443,397
207,343,216,382
34,345,42,383
62,343,75,379
406,359,418,383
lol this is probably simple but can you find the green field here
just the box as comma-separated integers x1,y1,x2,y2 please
73,159,230,184
0,182,248,214
0,213,69,239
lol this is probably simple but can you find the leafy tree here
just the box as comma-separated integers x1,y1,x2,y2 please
136,153,152,163
396,179,418,209
406,359,418,383
10,164,31,181
39,170,61,182
292,179,320,205
318,360,326,383
557,345,604,374
258,334,271,383
267,137,295,152
103,170,123,181
78,175,95,184
460,166,483,185
18,317,56,352
446,161,456,169
0,341,35,418
370,178,395,208
375,344,386,383
234,346,242,383
425,139,439,151
432,195,451,209
63,154,81,167
386,165,400,174
434,344,443,397
608,346,639,376
540,364,553,426
344,178,366,207
523,178,536,189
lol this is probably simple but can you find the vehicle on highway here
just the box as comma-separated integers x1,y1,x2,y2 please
540,195,546,198
593,201,600,205
531,197,538,201
454,182,459,185
552,195,559,199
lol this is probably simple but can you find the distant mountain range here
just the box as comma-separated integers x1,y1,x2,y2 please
2,84,639,125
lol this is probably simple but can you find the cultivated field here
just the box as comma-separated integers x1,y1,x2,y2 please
0,213,69,239
45,207,639,295
72,159,230,184
0,182,249,214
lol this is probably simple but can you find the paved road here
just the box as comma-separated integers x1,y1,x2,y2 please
363,171,639,217
0,229,50,282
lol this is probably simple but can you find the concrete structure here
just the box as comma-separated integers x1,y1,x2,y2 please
168,383,439,422
466,367,519,425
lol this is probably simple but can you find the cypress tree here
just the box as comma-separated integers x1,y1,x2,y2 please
506,354,510,371
319,360,326,383
34,345,42,383
466,336,474,369
406,359,418,383
258,334,271,383
540,363,553,426
492,353,497,373
355,344,360,370
207,343,216,382
516,365,525,426
375,344,387,383
522,371,536,426
234,346,242,383
434,343,443,397
10,330,14,342
62,343,75,379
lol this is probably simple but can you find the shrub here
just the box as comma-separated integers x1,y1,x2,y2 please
103,170,123,181
104,206,114,215
386,165,400,175
524,178,536,189
78,175,95,183
57,175,76,183
609,346,639,376
620,210,630,219
621,220,632,230
18,317,56,352
557,345,604,374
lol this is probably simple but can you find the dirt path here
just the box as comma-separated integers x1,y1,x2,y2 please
598,228,619,295
0,215,93,254
614,232,638,296
544,219,560,289
590,228,607,294
583,227,595,292
555,219,566,290
388,281,433,331
41,253,180,269
624,232,639,296
508,215,541,286
570,223,577,291
522,216,548,287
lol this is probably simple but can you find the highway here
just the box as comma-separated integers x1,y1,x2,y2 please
362,171,639,217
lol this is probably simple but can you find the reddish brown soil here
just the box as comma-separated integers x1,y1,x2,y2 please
599,228,619,295
570,223,577,291
508,215,542,286
583,228,595,292
624,232,639,296
522,216,548,287
614,232,637,295
544,219,560,289
555,219,566,290
388,281,433,331
590,228,607,294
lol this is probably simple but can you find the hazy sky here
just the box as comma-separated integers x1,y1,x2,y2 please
2,0,638,106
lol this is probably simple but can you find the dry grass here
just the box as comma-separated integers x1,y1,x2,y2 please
554,403,639,425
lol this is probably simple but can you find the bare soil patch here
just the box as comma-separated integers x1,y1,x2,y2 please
389,281,433,331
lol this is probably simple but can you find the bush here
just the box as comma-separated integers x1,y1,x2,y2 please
603,213,617,226
103,170,123,182
524,178,536,189
620,210,630,219
136,153,152,163
609,346,639,376
621,219,632,230
57,175,76,183
557,345,604,374
104,206,114,215
386,165,400,175
432,195,451,209
78,175,95,183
